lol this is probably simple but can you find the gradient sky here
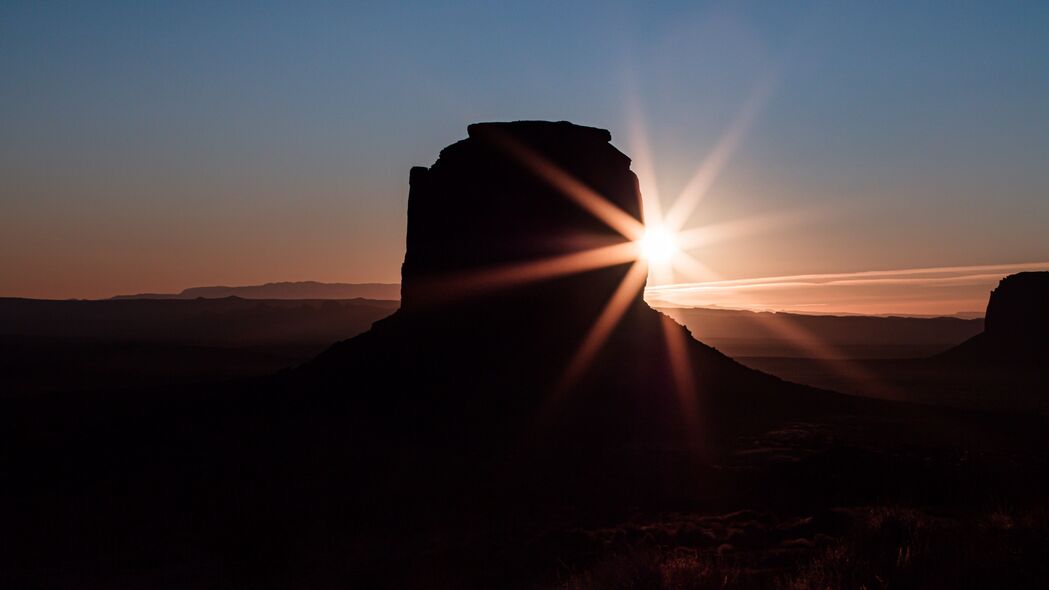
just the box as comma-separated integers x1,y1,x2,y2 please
2,2,1047,312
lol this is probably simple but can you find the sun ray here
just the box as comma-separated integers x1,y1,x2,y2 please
660,313,701,438
410,241,640,306
667,285,902,401
672,210,809,252
663,74,775,232
742,311,901,400
555,261,649,394
489,133,646,241
626,93,664,228
669,251,722,285
647,256,676,286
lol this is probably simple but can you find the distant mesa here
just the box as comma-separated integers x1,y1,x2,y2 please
112,281,400,301
941,271,1049,361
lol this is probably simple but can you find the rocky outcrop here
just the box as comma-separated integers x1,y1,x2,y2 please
941,271,1049,361
984,272,1049,346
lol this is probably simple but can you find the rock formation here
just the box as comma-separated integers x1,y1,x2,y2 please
943,272,1049,361
305,121,847,476
985,272,1049,349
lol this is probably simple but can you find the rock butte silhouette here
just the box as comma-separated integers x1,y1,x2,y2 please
300,121,852,488
399,121,639,311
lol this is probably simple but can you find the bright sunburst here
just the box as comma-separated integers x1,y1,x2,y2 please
432,108,793,401
638,225,679,265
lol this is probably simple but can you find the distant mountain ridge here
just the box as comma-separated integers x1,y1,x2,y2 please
660,305,984,359
742,272,1048,411
0,297,400,395
112,281,400,301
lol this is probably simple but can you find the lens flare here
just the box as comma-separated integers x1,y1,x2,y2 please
638,226,679,264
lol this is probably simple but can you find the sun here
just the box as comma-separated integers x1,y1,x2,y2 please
638,225,679,264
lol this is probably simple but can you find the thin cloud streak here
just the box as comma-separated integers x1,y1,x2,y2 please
645,261,1049,315
647,261,1049,293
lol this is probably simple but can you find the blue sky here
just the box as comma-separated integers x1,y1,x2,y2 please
2,1,1047,309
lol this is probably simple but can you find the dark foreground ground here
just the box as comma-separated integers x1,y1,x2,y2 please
6,402,1049,589
2,298,1047,588
739,355,1049,413
4,348,1049,589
